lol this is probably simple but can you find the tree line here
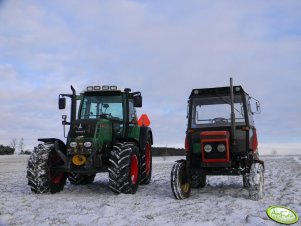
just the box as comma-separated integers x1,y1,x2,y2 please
0,138,31,155
152,147,185,156
1,138,185,156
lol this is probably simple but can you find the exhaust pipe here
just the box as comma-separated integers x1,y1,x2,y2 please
71,85,76,123
230,78,236,149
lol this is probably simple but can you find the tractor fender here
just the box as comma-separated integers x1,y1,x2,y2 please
139,126,153,151
38,138,66,149
175,159,186,163
38,138,67,165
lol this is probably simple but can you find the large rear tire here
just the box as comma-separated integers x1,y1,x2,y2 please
109,142,141,194
249,162,264,200
171,161,191,200
26,144,67,194
68,173,96,185
140,135,152,185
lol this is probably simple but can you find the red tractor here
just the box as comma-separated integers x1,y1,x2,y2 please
171,78,264,200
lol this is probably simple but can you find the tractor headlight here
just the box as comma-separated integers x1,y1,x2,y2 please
84,142,92,148
70,142,77,148
204,144,212,153
217,144,226,152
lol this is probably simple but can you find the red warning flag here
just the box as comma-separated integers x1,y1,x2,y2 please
138,114,151,127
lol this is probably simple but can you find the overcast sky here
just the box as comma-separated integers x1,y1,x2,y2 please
0,0,300,152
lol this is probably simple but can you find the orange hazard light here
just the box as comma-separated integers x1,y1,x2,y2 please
138,114,151,127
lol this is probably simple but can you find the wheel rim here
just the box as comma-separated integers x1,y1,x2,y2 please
180,169,190,193
50,153,64,184
131,155,139,184
145,143,151,176
51,172,64,184
181,183,190,193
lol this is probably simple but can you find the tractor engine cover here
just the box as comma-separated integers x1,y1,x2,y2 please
200,131,230,165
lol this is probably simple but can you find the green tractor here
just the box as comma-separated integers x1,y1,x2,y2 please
171,78,264,200
27,85,153,194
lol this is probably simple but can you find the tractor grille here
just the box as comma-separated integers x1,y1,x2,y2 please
200,131,230,163
68,119,97,138
203,142,227,159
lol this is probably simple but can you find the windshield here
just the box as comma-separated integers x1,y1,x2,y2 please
191,95,245,128
79,95,123,120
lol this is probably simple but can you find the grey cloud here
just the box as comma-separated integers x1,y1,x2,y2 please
0,0,300,149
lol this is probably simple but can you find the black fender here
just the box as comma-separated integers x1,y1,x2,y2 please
38,138,67,165
38,138,66,149
139,126,153,151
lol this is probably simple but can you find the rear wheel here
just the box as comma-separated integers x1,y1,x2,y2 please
26,144,67,194
249,162,264,200
140,135,152,185
109,142,141,194
68,173,96,185
243,173,250,188
191,172,206,188
171,161,191,200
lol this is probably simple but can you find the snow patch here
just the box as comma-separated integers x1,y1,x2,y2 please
0,155,300,225
244,215,267,226
293,156,301,165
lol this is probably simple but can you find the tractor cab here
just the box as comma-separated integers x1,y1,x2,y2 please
171,78,264,200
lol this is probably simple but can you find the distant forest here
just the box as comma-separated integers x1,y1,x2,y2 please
152,147,185,156
0,143,185,156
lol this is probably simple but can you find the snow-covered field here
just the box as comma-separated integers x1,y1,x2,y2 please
0,155,300,226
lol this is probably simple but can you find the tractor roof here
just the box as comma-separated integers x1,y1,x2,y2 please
190,85,246,98
82,86,140,97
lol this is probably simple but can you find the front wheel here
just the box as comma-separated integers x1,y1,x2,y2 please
171,161,191,200
68,173,96,185
26,144,67,194
191,171,206,188
243,173,250,188
109,143,141,194
249,162,264,200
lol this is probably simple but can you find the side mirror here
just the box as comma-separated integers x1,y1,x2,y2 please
134,95,142,108
59,97,66,109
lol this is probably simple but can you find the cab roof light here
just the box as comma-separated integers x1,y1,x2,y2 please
86,85,119,92
102,85,109,90
110,86,117,90
94,86,101,91
87,86,94,91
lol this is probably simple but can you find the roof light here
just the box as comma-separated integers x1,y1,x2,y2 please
87,86,93,91
102,85,109,90
86,85,119,92
94,86,101,91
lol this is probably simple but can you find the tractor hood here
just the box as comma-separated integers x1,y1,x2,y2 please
68,119,99,138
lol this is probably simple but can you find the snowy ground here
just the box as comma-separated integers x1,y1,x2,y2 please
0,155,300,226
